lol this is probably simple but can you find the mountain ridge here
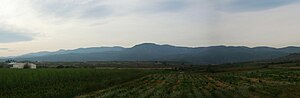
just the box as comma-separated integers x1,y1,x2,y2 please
5,43,300,64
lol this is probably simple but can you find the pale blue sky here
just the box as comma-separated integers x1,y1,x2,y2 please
0,0,300,56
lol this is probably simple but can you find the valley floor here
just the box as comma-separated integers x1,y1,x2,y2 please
77,68,300,98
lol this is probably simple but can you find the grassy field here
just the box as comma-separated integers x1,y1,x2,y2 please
0,67,299,98
0,69,156,98
78,68,300,98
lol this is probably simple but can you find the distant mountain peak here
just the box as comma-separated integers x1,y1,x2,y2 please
253,46,274,48
207,45,249,49
132,43,161,48
283,46,300,48
134,43,159,46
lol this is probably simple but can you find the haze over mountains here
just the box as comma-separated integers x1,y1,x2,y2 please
6,43,300,64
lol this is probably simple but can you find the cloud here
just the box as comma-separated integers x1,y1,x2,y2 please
33,0,190,20
210,2,300,47
0,48,8,50
221,0,300,12
33,0,113,19
0,29,34,43
138,0,187,13
1,0,300,56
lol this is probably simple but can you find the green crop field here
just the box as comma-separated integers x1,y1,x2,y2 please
0,68,299,98
78,68,300,98
0,69,156,98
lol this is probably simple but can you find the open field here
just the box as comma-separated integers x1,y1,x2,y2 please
0,65,299,98
78,68,300,98
0,69,156,98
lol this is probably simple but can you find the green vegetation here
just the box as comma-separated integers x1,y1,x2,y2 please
34,61,182,69
78,68,300,98
0,68,299,98
1,57,300,98
0,69,156,98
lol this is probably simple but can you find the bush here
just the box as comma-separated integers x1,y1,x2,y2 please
248,86,256,92
206,66,215,73
0,63,6,68
262,65,269,68
56,65,65,69
23,64,31,69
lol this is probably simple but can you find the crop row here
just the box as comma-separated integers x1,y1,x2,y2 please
79,69,300,98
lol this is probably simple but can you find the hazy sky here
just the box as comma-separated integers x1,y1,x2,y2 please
0,0,300,56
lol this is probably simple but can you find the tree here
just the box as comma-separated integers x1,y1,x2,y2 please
23,63,31,69
56,65,65,69
206,65,215,73
262,64,269,68
5,60,16,63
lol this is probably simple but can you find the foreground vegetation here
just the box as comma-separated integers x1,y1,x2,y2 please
78,68,300,98
1,59,299,98
0,69,156,98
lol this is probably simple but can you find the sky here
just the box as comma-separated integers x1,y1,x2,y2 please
0,0,300,56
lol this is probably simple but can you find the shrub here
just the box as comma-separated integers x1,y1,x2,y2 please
23,63,31,69
56,65,65,69
206,66,215,73
248,86,256,92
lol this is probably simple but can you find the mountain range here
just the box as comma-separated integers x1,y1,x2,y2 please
6,43,300,64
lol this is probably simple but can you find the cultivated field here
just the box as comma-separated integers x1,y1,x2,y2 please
0,67,299,98
0,69,156,98
78,68,300,98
